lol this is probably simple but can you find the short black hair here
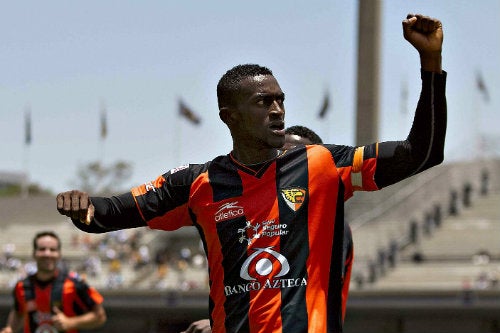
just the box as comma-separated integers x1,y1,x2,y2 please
217,64,273,109
285,125,323,144
33,231,61,251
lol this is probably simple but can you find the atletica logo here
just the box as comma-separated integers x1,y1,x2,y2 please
224,247,307,296
281,187,306,212
215,201,244,222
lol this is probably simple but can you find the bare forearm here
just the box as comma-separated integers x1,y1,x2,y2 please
71,311,106,330
56,305,106,331
1,310,23,333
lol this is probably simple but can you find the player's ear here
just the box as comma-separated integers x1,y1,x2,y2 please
219,106,237,126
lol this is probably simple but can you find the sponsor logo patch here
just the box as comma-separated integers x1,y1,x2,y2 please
237,219,288,245
215,201,245,222
224,246,307,296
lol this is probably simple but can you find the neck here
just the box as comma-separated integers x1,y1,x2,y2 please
36,270,57,282
231,147,279,165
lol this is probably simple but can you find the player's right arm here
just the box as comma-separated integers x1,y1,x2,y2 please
56,190,146,232
57,163,207,232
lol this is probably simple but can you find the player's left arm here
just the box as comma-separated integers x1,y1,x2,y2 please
374,14,446,188
374,68,446,188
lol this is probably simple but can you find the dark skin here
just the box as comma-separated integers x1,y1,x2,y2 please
219,75,286,165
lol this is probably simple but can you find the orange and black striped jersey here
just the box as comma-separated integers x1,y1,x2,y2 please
12,271,103,333
82,70,446,332
133,144,378,333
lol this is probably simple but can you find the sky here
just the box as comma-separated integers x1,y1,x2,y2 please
1,0,499,194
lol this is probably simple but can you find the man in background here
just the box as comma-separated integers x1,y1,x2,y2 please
0,231,106,333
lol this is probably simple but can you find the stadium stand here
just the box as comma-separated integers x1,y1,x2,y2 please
347,159,500,291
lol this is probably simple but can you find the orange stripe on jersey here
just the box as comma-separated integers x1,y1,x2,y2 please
189,171,228,333
132,175,167,222
304,145,339,332
352,147,364,173
131,175,166,197
146,203,192,230
351,147,364,191
14,282,25,312
238,165,284,333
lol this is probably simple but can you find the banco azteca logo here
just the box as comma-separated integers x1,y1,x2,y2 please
280,187,306,212
240,247,290,281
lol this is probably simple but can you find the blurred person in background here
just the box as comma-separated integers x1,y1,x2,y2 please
0,231,106,333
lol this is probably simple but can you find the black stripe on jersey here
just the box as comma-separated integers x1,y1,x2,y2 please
327,179,345,333
191,214,214,329
209,155,243,202
216,217,251,332
209,158,250,332
276,146,310,332
50,271,67,312
326,144,355,168
22,276,38,333
363,143,377,159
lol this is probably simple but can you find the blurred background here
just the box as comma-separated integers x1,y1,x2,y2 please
1,1,499,332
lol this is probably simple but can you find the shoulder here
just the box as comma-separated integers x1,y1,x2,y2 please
67,271,85,282
165,161,212,183
63,271,91,289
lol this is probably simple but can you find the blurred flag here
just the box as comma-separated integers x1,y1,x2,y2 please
476,71,489,103
317,92,330,119
179,99,201,125
100,100,108,140
24,106,32,145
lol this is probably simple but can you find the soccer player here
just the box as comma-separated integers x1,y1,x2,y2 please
0,231,106,333
57,14,446,332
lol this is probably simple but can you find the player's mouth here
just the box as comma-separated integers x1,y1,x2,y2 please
269,122,285,136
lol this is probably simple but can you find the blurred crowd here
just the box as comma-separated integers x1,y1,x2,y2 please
1,229,208,292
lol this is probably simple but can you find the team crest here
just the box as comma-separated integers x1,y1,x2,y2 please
280,187,306,212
